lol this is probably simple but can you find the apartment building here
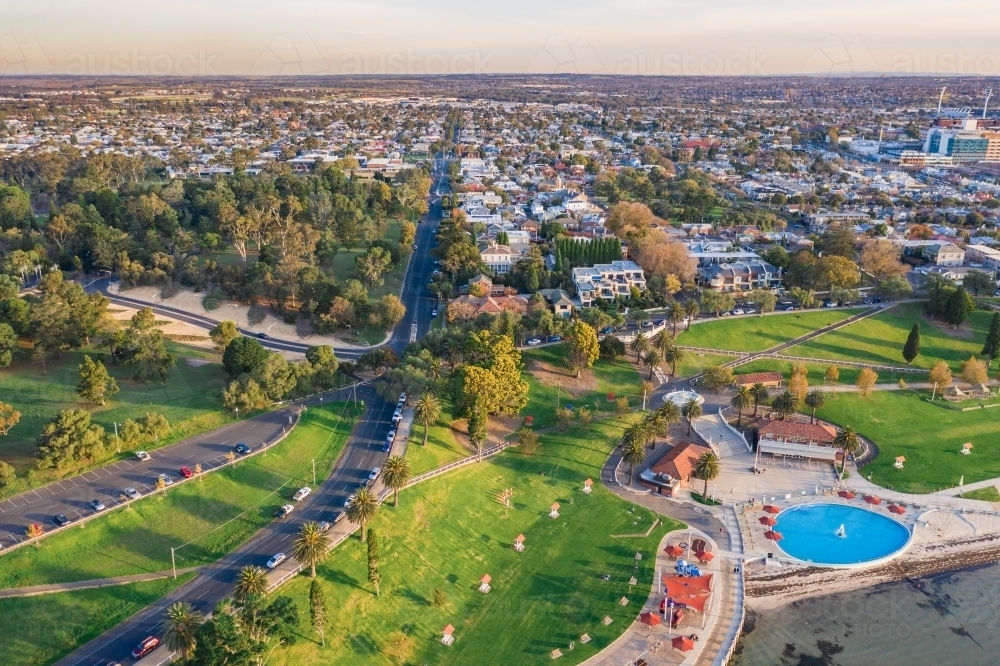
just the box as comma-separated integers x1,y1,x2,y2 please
572,260,646,306
925,243,966,266
699,260,782,292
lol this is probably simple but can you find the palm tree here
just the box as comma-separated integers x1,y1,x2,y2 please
643,412,669,449
693,451,721,497
642,349,662,380
683,300,700,330
233,565,268,604
667,301,686,337
413,393,442,446
164,601,203,662
621,421,650,451
804,390,826,424
682,398,703,436
833,426,861,479
292,521,331,578
621,439,647,486
426,358,444,382
651,328,673,356
663,346,685,377
346,487,379,541
656,400,681,427
771,390,799,420
629,331,649,362
730,385,753,426
750,382,770,417
380,455,412,507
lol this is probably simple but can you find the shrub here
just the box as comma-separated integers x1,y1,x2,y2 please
202,291,223,311
247,304,267,326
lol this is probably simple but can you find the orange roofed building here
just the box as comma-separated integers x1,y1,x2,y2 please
639,441,713,498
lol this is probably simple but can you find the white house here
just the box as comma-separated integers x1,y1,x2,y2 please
480,243,517,274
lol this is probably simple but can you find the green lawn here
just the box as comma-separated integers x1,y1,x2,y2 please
734,358,910,389
787,302,993,371
521,346,642,428
814,391,1000,493
405,405,471,476
676,309,863,352
0,403,360,589
268,418,682,666
961,486,1000,501
0,342,235,497
671,351,738,378
0,574,194,666
327,222,408,300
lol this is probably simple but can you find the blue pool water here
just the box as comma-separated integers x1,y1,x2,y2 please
774,503,910,565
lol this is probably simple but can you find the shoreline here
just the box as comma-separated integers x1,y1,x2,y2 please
743,509,1000,612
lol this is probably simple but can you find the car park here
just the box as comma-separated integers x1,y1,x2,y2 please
179,466,193,479
123,488,141,500
135,450,151,462
274,504,294,519
88,499,106,512
235,442,251,454
53,514,72,527
292,487,311,501
132,637,161,659
266,553,286,569
526,338,541,345
369,467,381,481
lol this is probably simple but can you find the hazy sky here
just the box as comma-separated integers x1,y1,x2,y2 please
3,0,1000,77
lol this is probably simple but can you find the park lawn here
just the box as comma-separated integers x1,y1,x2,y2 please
520,346,642,428
961,486,1000,501
734,358,911,389
0,573,195,666
786,302,993,371
0,403,360,589
814,391,1000,494
671,351,738,379
406,406,471,476
326,222,408,300
0,342,235,495
269,419,681,666
676,309,863,352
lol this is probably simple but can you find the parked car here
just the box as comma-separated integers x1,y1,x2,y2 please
343,493,357,508
731,309,745,316
333,510,347,524
235,442,251,455
640,320,654,327
157,473,174,486
781,305,796,311
526,338,541,346
53,514,72,527
387,429,396,443
823,300,836,308
135,451,151,462
412,243,418,250
744,307,757,314
398,392,406,403
256,333,270,340
547,335,562,343
718,311,731,317
654,319,667,326
274,504,294,519
178,466,193,479
132,636,161,659
431,309,438,317
266,553,286,569
392,408,403,422
123,487,141,500
292,487,311,501
368,467,381,481
318,521,331,532
382,441,391,452
88,499,106,512
600,327,616,335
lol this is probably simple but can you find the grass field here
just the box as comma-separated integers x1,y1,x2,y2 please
814,391,1000,493
787,302,993,370
0,574,195,666
676,309,863,352
961,486,1000,501
520,346,642,428
671,351,738,378
0,342,235,496
405,404,471,476
0,403,360,589
268,418,681,666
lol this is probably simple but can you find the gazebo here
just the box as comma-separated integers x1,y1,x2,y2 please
514,534,525,552
479,574,492,594
894,456,905,469
549,503,560,518
441,624,455,646
582,479,593,494
962,442,973,455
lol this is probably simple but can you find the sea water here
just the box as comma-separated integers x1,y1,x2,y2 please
734,562,1000,666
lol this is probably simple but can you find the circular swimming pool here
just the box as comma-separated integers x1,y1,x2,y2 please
774,503,911,566
663,390,704,409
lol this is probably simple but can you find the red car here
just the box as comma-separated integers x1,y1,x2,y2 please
178,466,193,479
132,636,160,659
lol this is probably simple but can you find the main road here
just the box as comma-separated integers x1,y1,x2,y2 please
6,160,451,666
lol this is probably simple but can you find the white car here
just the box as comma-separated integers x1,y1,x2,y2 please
387,429,396,442
123,487,141,500
368,467,381,481
526,338,542,346
266,553,286,569
135,451,151,462
343,493,357,508
157,473,174,486
731,309,745,316
292,487,311,502
392,409,402,423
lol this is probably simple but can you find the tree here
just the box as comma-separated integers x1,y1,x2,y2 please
855,367,878,397
76,356,119,406
944,287,976,329
381,455,411,507
0,401,21,436
621,438,646,486
355,246,394,287
860,239,908,282
0,460,15,488
233,565,269,604
412,393,441,446
209,320,240,352
0,322,15,367
432,587,447,608
346,487,379,541
663,345,685,376
963,269,995,297
629,330,649,361
730,386,752,426
305,345,340,390
116,307,175,382
815,255,860,290
222,336,268,377
833,426,861,479
309,579,328,647
701,290,735,317
804,390,826,424
875,274,913,301
929,361,953,391
164,601,204,662
599,335,625,360
642,349,662,380
221,377,270,413
961,356,989,386
643,411,669,448
566,321,600,379
902,323,921,364
701,365,734,392
693,451,720,496
36,409,105,470
367,528,381,597
750,382,770,416
771,390,799,420
293,522,331,578
251,353,296,401
371,294,406,330
982,313,1000,366
788,367,808,404
825,365,840,382
682,398,703,435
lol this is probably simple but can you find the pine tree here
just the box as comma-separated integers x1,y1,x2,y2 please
982,312,1000,365
902,323,921,365
367,528,381,597
309,579,328,646
76,356,119,406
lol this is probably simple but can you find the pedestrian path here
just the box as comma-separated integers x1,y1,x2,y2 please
0,568,200,599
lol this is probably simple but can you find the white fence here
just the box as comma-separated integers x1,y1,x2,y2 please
718,407,753,454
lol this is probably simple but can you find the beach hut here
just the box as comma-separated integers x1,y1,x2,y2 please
962,442,973,455
672,636,695,653
441,624,455,646
639,611,661,626
582,479,593,494
758,516,776,526
894,456,905,469
549,503,560,518
514,534,525,552
479,574,492,594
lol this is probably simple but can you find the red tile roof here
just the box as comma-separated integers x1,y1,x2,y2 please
759,420,836,443
650,441,713,482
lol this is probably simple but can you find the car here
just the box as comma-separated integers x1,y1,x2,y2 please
526,338,542,346
318,521,331,532
292,487,311,501
274,504,294,519
731,309,744,316
412,244,418,250
600,326,616,335
88,499,106,512
654,319,667,326
398,392,406,403
744,308,757,314
387,429,396,443
781,305,796,311
256,333,270,340
823,300,836,308
235,442,251,455
431,309,438,317
157,473,174,486
333,510,347,524
135,450,151,462
53,513,72,527
123,487,141,500
431,269,442,276
640,320,654,327
547,335,562,343
719,311,731,317
178,466,193,479
132,636,161,659
266,553,286,569
368,467,381,481
392,408,403,422
343,493,357,508
382,441,391,452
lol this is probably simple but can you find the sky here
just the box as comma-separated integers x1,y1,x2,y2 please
3,0,1000,77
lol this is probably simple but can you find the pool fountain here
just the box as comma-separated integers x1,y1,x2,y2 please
662,390,705,409
836,524,846,538
773,504,911,567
